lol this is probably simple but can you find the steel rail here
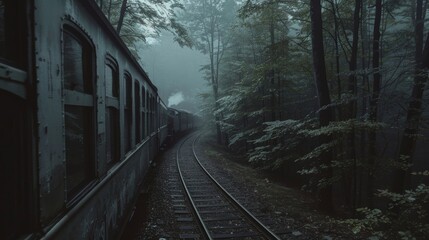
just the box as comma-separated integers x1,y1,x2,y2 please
176,134,213,240
191,134,282,240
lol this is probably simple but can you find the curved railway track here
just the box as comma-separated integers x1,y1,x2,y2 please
176,133,281,239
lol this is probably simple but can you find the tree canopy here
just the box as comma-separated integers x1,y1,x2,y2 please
96,0,192,56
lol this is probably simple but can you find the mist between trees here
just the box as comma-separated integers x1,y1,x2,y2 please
97,0,429,238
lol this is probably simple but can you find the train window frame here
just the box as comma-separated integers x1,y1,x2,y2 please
146,91,150,136
124,72,133,152
62,24,97,203
105,55,120,167
153,96,155,132
149,94,154,135
134,80,141,143
0,62,27,99
152,95,156,132
141,85,145,139
149,95,152,133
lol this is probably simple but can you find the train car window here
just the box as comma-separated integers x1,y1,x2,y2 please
105,58,120,166
141,86,145,138
146,91,149,136
134,81,141,142
154,97,156,131
64,32,92,93
0,0,27,69
124,73,132,152
151,96,155,132
63,27,95,200
156,99,159,129
152,96,154,132
0,90,30,240
142,86,146,108
148,95,151,134
105,60,119,98
149,96,152,133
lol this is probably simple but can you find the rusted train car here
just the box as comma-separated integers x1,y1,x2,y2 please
0,0,176,239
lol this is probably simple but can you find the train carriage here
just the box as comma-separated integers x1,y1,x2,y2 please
158,99,169,148
167,108,196,136
0,0,172,239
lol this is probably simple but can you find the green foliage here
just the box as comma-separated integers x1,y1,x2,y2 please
246,118,381,166
238,115,391,198
298,119,385,138
206,0,316,154
341,208,389,236
96,0,191,57
340,185,429,239
247,119,311,169
412,170,429,176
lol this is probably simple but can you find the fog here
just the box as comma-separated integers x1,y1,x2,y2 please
139,32,209,113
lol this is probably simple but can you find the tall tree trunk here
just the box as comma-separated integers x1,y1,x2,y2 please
393,0,429,193
348,0,361,115
270,13,276,121
368,0,382,207
331,0,341,100
348,0,362,211
310,0,333,212
209,13,222,144
360,0,370,207
116,0,128,34
369,0,382,123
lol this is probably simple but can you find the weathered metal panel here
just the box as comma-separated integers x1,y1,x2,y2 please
34,0,68,224
42,143,151,239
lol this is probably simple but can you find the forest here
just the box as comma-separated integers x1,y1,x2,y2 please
96,0,429,238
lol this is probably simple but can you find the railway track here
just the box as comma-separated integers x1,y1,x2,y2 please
176,133,281,239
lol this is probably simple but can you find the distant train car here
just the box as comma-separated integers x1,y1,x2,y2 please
167,108,198,141
0,1,175,239
169,108,194,134
158,100,169,148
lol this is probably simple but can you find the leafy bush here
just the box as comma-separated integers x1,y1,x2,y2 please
341,184,429,239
